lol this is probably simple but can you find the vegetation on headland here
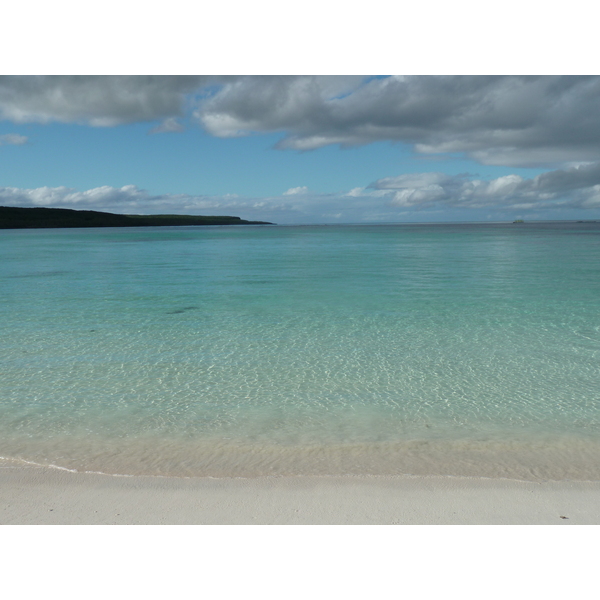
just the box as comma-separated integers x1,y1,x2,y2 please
0,206,273,229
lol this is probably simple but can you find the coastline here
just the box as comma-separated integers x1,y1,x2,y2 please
2,466,599,524
3,432,600,481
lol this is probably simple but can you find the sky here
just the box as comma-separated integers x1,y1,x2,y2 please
3,75,600,224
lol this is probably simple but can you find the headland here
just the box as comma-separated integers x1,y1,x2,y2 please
0,206,273,228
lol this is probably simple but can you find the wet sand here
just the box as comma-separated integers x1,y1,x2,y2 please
1,466,599,524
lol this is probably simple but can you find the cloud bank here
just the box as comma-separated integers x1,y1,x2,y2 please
196,75,600,167
368,162,600,209
2,76,600,168
2,77,600,222
0,185,300,222
0,76,209,126
3,161,600,224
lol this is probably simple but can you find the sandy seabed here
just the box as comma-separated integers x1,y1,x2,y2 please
1,466,599,524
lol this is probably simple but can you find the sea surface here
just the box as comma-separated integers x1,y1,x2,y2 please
1,222,599,480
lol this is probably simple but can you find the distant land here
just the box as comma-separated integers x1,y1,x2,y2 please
0,206,273,229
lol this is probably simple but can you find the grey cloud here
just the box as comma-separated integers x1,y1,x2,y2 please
194,75,600,167
195,76,364,138
534,162,600,193
0,76,212,126
0,75,359,130
4,76,600,169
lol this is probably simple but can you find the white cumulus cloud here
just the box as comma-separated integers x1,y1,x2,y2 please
3,163,600,227
283,186,310,195
346,187,365,197
369,162,600,209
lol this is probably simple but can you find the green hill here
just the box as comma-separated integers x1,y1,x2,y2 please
0,206,273,229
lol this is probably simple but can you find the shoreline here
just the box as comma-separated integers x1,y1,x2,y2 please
3,431,600,482
2,466,600,524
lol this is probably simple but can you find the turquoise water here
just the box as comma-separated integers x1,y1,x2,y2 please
1,222,600,480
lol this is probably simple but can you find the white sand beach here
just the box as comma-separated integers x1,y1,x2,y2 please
1,466,599,525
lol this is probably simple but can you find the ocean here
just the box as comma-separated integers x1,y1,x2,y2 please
1,221,599,480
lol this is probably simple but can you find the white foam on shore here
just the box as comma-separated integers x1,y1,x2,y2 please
0,455,137,477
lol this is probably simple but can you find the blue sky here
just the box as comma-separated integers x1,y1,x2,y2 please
2,75,600,224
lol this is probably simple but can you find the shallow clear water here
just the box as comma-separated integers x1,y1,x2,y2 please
1,222,600,479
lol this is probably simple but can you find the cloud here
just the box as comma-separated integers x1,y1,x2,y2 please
346,187,365,197
193,75,600,167
283,186,310,195
0,133,27,145
196,76,362,138
149,117,184,134
0,185,149,208
368,162,600,209
0,182,397,225
0,184,302,221
3,76,600,169
373,172,454,190
0,76,211,126
3,165,600,226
